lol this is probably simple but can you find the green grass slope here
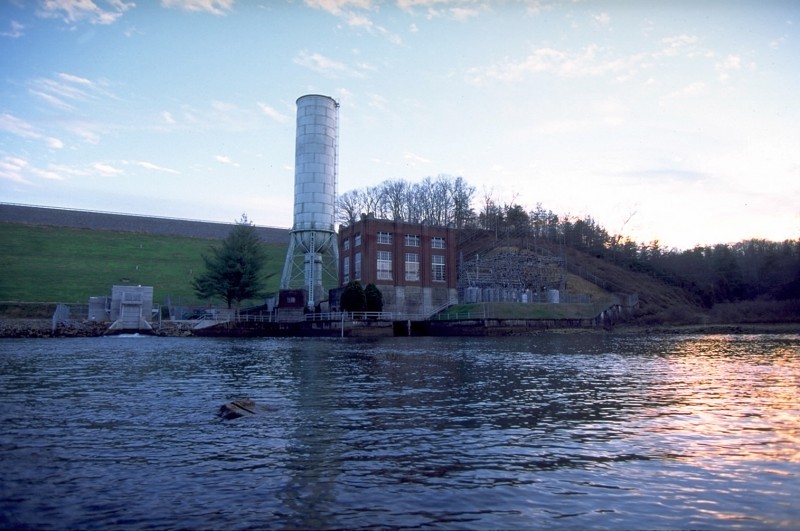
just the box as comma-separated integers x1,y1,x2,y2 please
0,223,287,304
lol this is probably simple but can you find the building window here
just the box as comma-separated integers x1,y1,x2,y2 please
405,234,420,247
343,256,350,283
405,253,419,281
355,233,361,247
378,231,393,245
432,236,445,249
377,251,392,280
432,255,445,282
354,252,362,280
343,238,350,251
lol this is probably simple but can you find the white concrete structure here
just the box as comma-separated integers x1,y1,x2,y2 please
280,94,340,310
108,285,153,332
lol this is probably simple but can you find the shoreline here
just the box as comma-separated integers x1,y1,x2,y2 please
0,318,797,339
0,319,195,338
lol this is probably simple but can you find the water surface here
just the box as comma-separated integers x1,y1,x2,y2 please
1,334,798,529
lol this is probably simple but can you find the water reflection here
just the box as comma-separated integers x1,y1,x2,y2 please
640,335,800,464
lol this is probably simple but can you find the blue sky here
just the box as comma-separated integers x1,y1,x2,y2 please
1,0,798,250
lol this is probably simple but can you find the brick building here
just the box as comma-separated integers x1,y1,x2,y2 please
337,215,458,316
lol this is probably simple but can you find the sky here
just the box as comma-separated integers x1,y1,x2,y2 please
1,0,798,250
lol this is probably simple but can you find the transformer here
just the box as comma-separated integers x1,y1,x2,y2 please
280,94,340,310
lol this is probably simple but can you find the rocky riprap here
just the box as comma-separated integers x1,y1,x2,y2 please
0,319,104,338
0,319,197,338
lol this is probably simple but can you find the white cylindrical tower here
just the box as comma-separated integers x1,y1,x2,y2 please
280,94,340,310
293,94,338,232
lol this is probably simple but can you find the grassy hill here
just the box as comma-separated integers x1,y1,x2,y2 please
2,220,705,324
0,223,287,305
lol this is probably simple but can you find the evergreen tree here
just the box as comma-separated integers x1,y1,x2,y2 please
365,283,384,312
341,281,366,312
192,214,267,309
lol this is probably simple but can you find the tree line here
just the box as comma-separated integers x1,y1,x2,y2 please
337,175,476,229
189,180,798,316
338,177,800,311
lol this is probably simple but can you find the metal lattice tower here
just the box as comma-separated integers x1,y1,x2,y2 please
280,95,340,310
457,234,566,302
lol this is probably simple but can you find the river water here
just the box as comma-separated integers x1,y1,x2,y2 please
1,333,798,529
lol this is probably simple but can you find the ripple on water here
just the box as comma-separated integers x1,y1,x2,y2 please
0,334,798,529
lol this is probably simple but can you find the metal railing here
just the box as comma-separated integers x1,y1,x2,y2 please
307,311,428,322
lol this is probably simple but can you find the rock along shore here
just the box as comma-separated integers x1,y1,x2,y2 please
0,319,196,338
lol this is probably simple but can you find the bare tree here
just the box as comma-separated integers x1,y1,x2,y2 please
337,189,366,225
337,175,476,228
450,175,476,229
363,185,385,218
382,179,410,221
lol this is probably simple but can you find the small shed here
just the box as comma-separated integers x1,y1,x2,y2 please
108,285,154,332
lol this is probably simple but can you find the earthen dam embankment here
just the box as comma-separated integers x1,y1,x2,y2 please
0,203,291,244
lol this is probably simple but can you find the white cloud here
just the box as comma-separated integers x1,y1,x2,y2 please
257,103,290,123
36,0,135,25
0,113,65,149
48,164,92,177
403,151,430,165
593,12,610,27
29,73,115,111
305,0,400,42
93,162,124,176
715,54,742,81
466,32,739,87
2,159,129,183
29,166,64,181
400,1,486,22
215,154,240,167
657,34,699,57
131,161,181,174
162,111,176,124
294,50,367,78
0,156,31,184
1,20,25,38
58,72,93,86
524,0,548,15
160,0,234,15
67,123,102,144
46,137,65,149
467,44,646,83
304,0,373,16
346,12,374,29
449,7,479,21
28,90,74,110
0,113,41,138
396,0,478,11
